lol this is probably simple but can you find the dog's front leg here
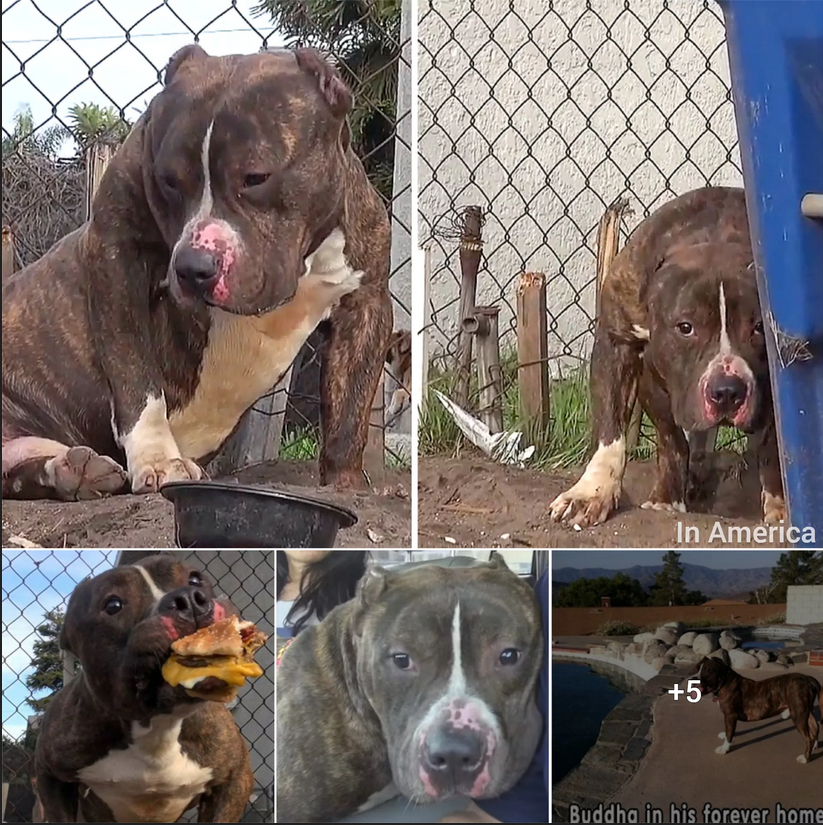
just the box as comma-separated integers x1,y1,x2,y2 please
197,768,254,822
755,418,786,523
549,322,643,526
716,716,737,754
35,769,79,822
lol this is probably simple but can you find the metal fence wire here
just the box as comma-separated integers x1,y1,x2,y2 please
1,549,274,824
419,0,743,381
1,0,411,467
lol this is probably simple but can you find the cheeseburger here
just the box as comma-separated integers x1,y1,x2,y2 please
162,616,267,702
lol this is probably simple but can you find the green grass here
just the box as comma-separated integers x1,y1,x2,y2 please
420,352,748,469
279,425,411,470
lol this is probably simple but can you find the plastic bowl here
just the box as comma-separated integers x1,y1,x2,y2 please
160,481,357,548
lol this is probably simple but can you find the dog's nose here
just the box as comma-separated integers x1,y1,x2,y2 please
423,728,485,782
708,375,747,414
174,246,218,293
158,586,212,626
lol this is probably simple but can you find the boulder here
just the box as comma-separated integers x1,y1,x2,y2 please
662,621,686,636
644,640,670,664
776,652,793,667
674,650,703,667
652,657,668,672
666,644,692,660
753,649,773,663
709,648,731,665
720,630,741,641
729,648,760,669
654,627,679,646
607,641,626,659
634,632,655,645
693,633,719,656
626,642,644,657
719,635,739,651
678,631,698,647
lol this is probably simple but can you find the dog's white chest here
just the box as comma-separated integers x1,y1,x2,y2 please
169,308,311,459
77,715,213,823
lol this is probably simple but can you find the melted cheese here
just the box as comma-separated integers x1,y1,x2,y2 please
161,657,263,689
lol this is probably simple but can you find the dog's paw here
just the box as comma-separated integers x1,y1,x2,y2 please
796,754,808,764
641,499,687,513
47,447,128,501
718,732,727,740
715,742,731,755
781,709,791,720
130,457,202,494
549,483,620,527
762,490,786,523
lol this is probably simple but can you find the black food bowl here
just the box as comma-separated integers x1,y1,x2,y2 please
160,481,357,548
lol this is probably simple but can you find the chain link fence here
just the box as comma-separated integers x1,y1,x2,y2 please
419,0,742,384
1,549,273,823
2,0,411,470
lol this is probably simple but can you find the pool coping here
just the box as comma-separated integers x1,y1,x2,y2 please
550,627,818,823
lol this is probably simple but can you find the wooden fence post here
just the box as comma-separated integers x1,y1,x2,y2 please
2,226,15,283
364,369,386,486
85,142,115,220
463,306,503,434
516,272,549,430
454,206,483,408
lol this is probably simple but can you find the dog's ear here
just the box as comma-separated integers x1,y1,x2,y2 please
164,44,208,86
487,552,510,571
351,566,389,637
293,48,352,152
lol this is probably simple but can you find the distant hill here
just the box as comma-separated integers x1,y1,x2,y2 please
552,563,772,600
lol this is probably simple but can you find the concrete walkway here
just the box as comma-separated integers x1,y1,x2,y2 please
612,663,822,822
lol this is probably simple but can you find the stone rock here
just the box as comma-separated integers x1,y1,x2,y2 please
674,650,703,667
678,631,697,647
729,648,760,669
634,632,655,645
652,657,668,672
709,648,731,665
607,641,626,659
654,627,679,646
720,635,739,650
644,640,670,664
665,644,691,660
776,652,793,667
754,649,773,663
626,642,644,657
662,621,686,636
693,633,719,656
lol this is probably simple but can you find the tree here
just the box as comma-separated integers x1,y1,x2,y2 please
1,105,67,159
556,573,649,608
766,551,823,603
24,607,65,714
253,0,401,201
66,102,131,150
650,551,690,606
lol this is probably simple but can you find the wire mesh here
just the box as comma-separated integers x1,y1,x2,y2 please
419,0,742,381
1,0,411,471
1,549,273,824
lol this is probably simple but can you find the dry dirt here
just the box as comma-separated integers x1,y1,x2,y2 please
418,452,788,548
2,461,411,548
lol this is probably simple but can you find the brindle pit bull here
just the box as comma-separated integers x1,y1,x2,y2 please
2,46,392,500
549,187,784,527
693,656,822,764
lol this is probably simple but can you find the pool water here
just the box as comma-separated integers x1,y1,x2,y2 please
741,640,787,650
552,662,626,785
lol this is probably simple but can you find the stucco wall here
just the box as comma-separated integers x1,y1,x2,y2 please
419,0,743,371
787,585,823,626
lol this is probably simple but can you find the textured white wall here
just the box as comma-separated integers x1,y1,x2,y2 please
786,585,823,626
419,0,743,372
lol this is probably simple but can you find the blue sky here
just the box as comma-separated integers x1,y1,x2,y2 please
1,550,117,741
552,550,784,570
2,0,285,153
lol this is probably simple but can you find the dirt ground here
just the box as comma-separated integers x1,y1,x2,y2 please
2,461,411,548
418,452,787,548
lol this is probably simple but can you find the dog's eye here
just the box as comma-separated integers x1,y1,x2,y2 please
753,320,764,335
391,653,412,670
499,648,520,666
188,572,203,586
243,173,271,189
104,597,123,615
676,321,694,336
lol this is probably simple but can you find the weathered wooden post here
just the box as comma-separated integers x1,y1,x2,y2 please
364,369,386,486
462,305,503,434
2,226,16,282
84,141,115,220
454,206,483,408
516,272,549,430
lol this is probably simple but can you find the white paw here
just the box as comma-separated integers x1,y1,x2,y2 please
781,709,791,720
796,754,808,764
718,732,727,740
762,490,786,523
715,742,731,755
130,457,202,494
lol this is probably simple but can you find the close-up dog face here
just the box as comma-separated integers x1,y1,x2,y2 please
143,46,352,316
644,243,769,433
60,555,237,720
351,560,543,803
